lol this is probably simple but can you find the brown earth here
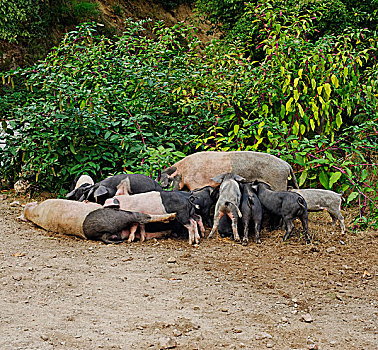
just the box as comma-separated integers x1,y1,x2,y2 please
0,192,377,350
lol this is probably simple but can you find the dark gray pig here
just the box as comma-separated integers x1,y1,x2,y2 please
289,188,345,233
252,182,310,243
66,174,163,204
104,190,201,245
217,183,263,245
23,199,175,243
160,151,298,191
179,186,219,227
239,183,263,245
208,173,245,243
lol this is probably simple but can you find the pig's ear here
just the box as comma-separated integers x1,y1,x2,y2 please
233,174,246,182
66,189,77,199
211,174,225,184
94,185,109,199
162,166,177,175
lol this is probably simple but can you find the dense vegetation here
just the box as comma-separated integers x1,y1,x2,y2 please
0,0,377,229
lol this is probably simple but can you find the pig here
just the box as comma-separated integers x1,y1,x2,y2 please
104,190,201,245
289,188,345,233
66,174,163,204
23,199,176,243
239,183,263,245
208,173,245,243
72,174,94,190
65,174,95,202
159,151,298,191
217,183,263,245
178,186,219,228
252,182,310,243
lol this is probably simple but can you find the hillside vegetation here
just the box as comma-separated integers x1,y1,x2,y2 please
0,0,377,229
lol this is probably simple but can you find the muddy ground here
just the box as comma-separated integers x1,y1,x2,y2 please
0,193,376,350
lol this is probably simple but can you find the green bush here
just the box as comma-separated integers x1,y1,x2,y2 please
1,13,377,228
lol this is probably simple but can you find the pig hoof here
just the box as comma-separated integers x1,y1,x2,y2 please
242,240,248,246
255,238,262,244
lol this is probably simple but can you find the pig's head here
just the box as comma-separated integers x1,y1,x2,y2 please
93,185,117,205
160,167,181,189
23,201,39,221
66,183,93,201
211,173,245,184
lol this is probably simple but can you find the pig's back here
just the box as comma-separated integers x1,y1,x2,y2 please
25,199,101,239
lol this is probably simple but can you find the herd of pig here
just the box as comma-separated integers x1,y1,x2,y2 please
23,151,345,246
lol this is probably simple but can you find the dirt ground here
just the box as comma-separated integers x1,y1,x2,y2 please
0,192,376,350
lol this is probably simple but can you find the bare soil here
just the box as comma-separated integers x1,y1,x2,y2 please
0,193,377,350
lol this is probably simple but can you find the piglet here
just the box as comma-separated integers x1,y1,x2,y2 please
252,182,310,243
208,173,245,243
289,188,345,233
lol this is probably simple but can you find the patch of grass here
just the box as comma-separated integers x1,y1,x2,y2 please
72,0,99,18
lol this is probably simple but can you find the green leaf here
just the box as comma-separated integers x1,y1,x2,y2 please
69,143,77,155
297,103,304,118
298,170,307,187
324,83,331,98
336,112,342,129
286,97,293,113
311,78,316,90
329,172,342,189
361,169,368,180
319,171,329,189
233,124,239,135
310,118,315,131
347,191,359,204
104,131,111,139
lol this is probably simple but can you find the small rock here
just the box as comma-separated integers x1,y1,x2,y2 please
221,308,228,313
0,194,7,200
336,294,343,301
167,257,176,264
339,240,345,245
306,344,319,350
12,275,22,281
326,247,336,253
301,313,314,323
291,298,298,303
281,317,288,323
193,306,200,310
75,293,82,297
10,200,21,207
266,343,274,348
40,335,48,341
158,336,177,349
329,340,337,347
172,329,182,337
255,332,273,340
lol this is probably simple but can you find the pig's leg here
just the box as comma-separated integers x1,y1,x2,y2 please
184,221,196,245
283,218,294,241
127,223,139,243
191,218,201,244
254,221,262,244
208,211,224,239
329,210,345,234
193,214,205,237
139,224,146,242
227,210,241,243
299,212,311,244
242,219,249,246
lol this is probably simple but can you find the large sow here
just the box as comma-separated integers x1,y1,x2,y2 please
160,151,298,191
23,199,175,243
